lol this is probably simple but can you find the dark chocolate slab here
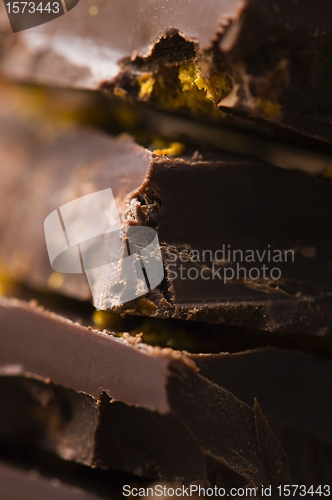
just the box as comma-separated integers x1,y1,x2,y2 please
0,373,331,486
1,295,331,438
0,376,332,489
0,305,290,488
193,348,332,443
127,156,332,331
2,1,332,141
1,295,332,444
1,297,332,484
0,94,151,300
0,100,332,333
0,374,289,487
0,296,178,410
0,462,105,500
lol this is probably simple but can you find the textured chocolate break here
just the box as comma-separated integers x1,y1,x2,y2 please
0,462,108,500
1,296,332,485
0,102,331,334
0,375,290,488
2,1,332,142
0,296,291,488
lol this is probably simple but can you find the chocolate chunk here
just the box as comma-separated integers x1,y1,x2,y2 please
128,154,332,333
1,296,332,484
0,377,99,466
1,295,332,443
0,374,289,487
2,375,332,486
0,462,108,500
0,296,183,410
0,101,331,334
2,1,332,142
0,295,290,487
0,98,151,302
192,347,332,442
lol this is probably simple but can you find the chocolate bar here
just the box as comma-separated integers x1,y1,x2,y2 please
2,375,331,486
0,295,192,409
0,299,331,486
0,97,331,334
0,376,290,488
193,348,332,443
2,1,332,143
1,296,332,485
0,462,107,500
0,297,290,487
0,2,332,490
1,295,331,425
0,437,137,499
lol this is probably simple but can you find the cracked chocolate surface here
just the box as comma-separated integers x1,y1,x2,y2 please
0,295,291,487
1,297,332,485
0,99,331,334
1,2,332,494
2,1,332,141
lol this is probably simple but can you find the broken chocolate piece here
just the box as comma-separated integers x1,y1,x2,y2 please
0,296,181,410
1,295,332,441
0,373,290,487
0,295,291,487
2,1,332,142
1,2,332,492
0,462,108,500
0,100,331,333
0,296,332,485
192,348,332,443
2,375,332,485
0,439,137,499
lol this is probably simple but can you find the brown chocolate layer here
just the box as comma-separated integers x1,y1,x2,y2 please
0,296,332,485
0,101,332,333
193,348,332,443
0,462,107,500
1,294,332,441
0,374,290,488
0,292,291,488
0,377,332,489
0,296,183,410
2,1,332,142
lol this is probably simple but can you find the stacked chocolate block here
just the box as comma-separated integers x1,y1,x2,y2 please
0,0,332,497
